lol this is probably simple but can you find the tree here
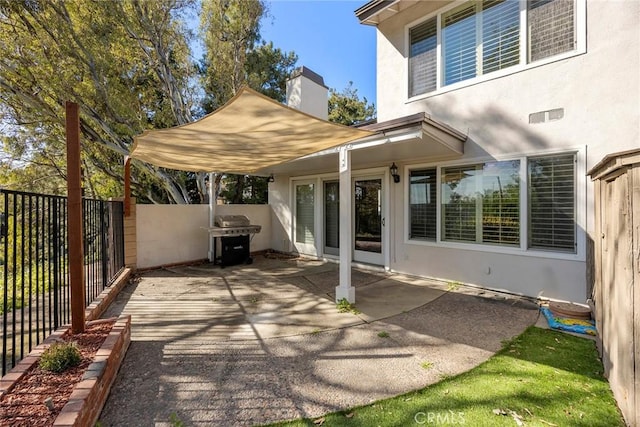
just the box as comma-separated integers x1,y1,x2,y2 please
0,0,199,203
328,81,376,126
0,0,297,204
199,0,297,204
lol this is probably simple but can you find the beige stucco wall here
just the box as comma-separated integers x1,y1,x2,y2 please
136,204,271,269
376,0,640,169
266,0,640,303
372,0,640,302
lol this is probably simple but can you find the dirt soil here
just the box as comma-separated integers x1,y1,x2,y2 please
0,321,114,427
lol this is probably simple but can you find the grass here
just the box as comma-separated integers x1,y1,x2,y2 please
264,327,624,426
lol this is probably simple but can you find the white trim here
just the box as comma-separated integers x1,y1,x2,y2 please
290,178,319,256
353,174,386,266
405,0,587,102
402,146,587,262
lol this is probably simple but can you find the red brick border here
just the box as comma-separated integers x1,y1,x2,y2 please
85,268,133,321
0,316,131,427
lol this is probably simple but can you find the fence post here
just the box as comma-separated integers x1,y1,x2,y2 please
66,101,85,334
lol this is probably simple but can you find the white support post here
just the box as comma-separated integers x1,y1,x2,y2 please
336,146,355,303
208,172,217,262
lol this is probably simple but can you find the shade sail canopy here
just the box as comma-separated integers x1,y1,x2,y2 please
130,87,375,174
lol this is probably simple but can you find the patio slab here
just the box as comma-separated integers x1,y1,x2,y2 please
98,256,540,427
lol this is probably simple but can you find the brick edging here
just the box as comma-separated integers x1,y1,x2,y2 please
85,268,133,321
0,316,132,427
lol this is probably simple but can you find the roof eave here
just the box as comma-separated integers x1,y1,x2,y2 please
355,0,398,25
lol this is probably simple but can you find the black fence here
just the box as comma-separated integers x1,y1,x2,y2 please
0,189,125,375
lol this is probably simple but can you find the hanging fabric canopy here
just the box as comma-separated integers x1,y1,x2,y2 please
130,87,375,174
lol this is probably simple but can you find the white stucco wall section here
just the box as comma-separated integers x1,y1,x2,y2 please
136,204,272,269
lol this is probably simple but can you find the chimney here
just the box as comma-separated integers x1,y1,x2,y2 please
286,66,328,121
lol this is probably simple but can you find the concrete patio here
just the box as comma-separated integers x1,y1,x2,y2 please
98,255,540,426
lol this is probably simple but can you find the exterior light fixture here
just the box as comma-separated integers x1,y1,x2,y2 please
390,162,400,183
267,173,275,183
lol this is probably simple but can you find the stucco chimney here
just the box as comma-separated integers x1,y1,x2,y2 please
286,66,328,121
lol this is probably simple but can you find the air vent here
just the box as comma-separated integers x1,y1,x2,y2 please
529,108,564,124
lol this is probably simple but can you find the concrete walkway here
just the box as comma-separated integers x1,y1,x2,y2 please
98,255,539,426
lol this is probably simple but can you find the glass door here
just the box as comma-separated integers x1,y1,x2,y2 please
353,177,383,265
323,181,340,256
294,181,317,255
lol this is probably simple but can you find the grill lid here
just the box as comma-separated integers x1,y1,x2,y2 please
214,215,251,228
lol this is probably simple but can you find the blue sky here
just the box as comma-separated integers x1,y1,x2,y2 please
260,0,377,107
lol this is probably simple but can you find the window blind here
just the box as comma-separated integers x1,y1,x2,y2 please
482,0,520,74
443,3,478,85
528,154,576,252
409,18,437,96
528,0,575,62
409,169,437,240
441,165,477,242
295,184,315,244
481,160,520,246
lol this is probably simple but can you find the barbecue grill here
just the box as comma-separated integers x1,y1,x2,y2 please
206,215,261,267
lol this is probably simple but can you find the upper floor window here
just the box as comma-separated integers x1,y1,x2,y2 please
409,0,578,97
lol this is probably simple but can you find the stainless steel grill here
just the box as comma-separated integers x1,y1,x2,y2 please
206,215,261,267
208,214,261,236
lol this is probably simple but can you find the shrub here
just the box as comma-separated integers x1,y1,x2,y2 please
39,341,81,373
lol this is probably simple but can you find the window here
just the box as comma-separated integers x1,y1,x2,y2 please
408,153,578,255
409,168,437,240
295,183,315,244
409,0,578,96
441,161,520,246
409,18,437,96
442,3,478,85
528,0,575,61
528,154,576,251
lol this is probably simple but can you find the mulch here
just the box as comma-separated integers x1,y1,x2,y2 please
0,321,114,427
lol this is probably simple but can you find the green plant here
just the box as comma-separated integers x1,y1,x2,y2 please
169,412,185,427
336,298,360,314
39,341,81,373
447,280,463,291
377,331,390,338
420,361,434,370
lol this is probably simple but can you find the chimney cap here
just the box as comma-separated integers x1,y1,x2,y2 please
287,66,328,89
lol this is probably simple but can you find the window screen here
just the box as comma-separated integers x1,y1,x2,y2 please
528,154,576,252
528,0,575,62
409,168,437,240
409,18,437,96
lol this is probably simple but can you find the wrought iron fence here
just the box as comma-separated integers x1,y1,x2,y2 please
0,189,125,375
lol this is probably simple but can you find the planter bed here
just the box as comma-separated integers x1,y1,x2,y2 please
0,315,131,426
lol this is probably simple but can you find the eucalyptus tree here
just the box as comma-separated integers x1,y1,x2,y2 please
0,0,201,203
199,0,297,204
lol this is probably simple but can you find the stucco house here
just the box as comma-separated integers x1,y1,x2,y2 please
264,0,640,304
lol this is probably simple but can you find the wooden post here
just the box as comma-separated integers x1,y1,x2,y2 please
66,101,85,334
124,156,131,217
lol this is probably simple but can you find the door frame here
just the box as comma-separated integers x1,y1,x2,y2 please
321,167,390,267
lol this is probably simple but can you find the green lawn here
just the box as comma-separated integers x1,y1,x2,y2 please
266,326,624,427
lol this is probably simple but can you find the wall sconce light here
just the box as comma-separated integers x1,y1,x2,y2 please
267,173,275,183
390,163,400,183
